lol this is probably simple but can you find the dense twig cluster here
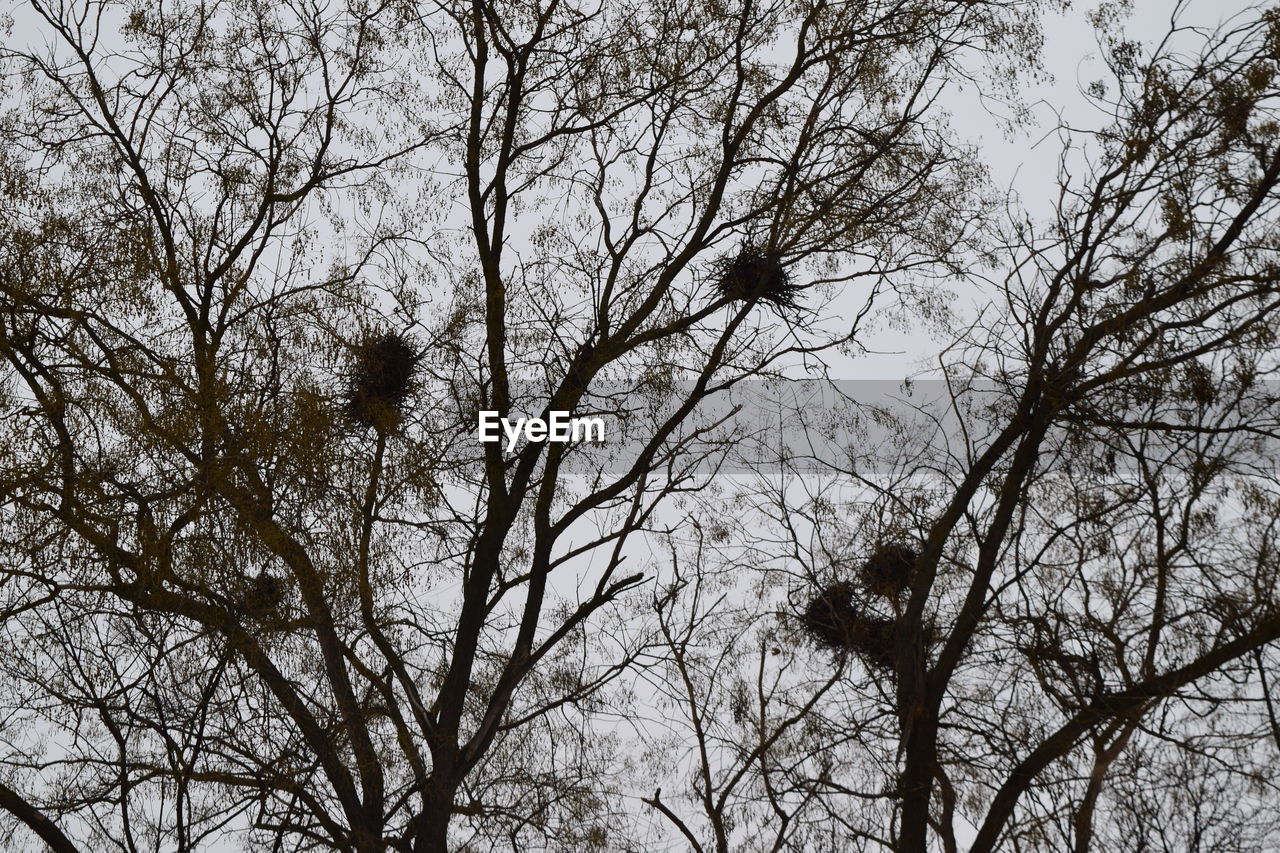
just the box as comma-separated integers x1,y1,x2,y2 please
238,572,286,621
860,542,918,598
346,333,419,432
801,543,923,668
714,247,803,309
800,581,897,668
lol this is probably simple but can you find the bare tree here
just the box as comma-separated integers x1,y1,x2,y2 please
657,5,1280,851
0,0,1046,850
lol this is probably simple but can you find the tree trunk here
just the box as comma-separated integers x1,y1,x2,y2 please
897,714,938,852
413,798,452,853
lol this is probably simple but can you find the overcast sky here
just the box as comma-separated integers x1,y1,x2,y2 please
853,0,1260,380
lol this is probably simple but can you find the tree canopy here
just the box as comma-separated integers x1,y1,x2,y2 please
2,0,1280,851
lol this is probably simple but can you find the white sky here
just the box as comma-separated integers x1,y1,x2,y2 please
853,0,1261,380
1,1,1263,850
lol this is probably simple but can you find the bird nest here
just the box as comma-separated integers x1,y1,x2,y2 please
715,247,802,309
346,333,420,432
800,581,897,669
238,572,287,621
860,543,919,598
